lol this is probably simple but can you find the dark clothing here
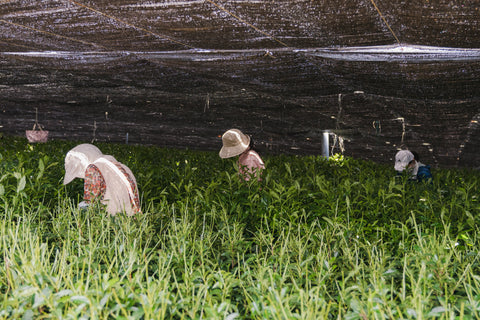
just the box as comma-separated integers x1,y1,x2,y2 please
416,165,432,182
396,164,432,183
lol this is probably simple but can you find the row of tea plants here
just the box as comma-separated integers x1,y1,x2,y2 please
0,136,479,319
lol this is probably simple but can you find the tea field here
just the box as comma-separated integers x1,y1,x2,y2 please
0,136,479,319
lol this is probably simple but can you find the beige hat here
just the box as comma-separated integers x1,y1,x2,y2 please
219,129,251,159
394,150,414,172
63,144,103,184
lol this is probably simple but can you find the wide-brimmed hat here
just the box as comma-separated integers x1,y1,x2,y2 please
394,150,414,172
219,129,250,159
63,144,103,184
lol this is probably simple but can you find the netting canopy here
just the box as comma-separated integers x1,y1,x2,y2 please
1,0,479,167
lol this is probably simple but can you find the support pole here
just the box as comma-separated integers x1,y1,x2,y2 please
322,130,330,159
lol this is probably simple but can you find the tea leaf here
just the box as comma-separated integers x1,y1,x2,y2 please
16,175,26,193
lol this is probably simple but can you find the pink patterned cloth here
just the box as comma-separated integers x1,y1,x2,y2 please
84,163,141,214
84,164,106,202
238,150,265,181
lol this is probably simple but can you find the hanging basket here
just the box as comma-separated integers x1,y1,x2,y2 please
26,124,49,143
26,108,49,143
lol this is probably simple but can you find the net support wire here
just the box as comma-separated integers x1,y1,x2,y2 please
67,0,195,50
0,18,107,49
205,0,290,48
368,0,401,45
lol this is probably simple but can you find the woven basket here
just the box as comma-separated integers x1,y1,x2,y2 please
26,124,49,143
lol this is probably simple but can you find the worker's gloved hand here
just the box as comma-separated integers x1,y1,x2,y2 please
78,201,89,210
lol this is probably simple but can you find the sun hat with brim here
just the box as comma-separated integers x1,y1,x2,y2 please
219,129,251,159
63,144,103,185
394,150,414,172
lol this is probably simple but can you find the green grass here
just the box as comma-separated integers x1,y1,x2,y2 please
0,136,479,319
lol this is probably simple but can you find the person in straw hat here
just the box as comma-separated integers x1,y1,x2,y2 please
63,143,141,215
219,129,265,181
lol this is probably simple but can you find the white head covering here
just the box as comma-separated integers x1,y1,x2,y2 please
394,150,414,172
219,129,251,159
93,155,139,216
63,144,103,184
63,144,140,216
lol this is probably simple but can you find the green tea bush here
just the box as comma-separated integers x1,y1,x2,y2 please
0,136,479,319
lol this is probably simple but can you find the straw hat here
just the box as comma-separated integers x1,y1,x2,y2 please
394,150,414,172
219,129,250,159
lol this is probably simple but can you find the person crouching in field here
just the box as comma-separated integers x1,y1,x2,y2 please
219,129,265,181
63,144,141,216
394,149,432,182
